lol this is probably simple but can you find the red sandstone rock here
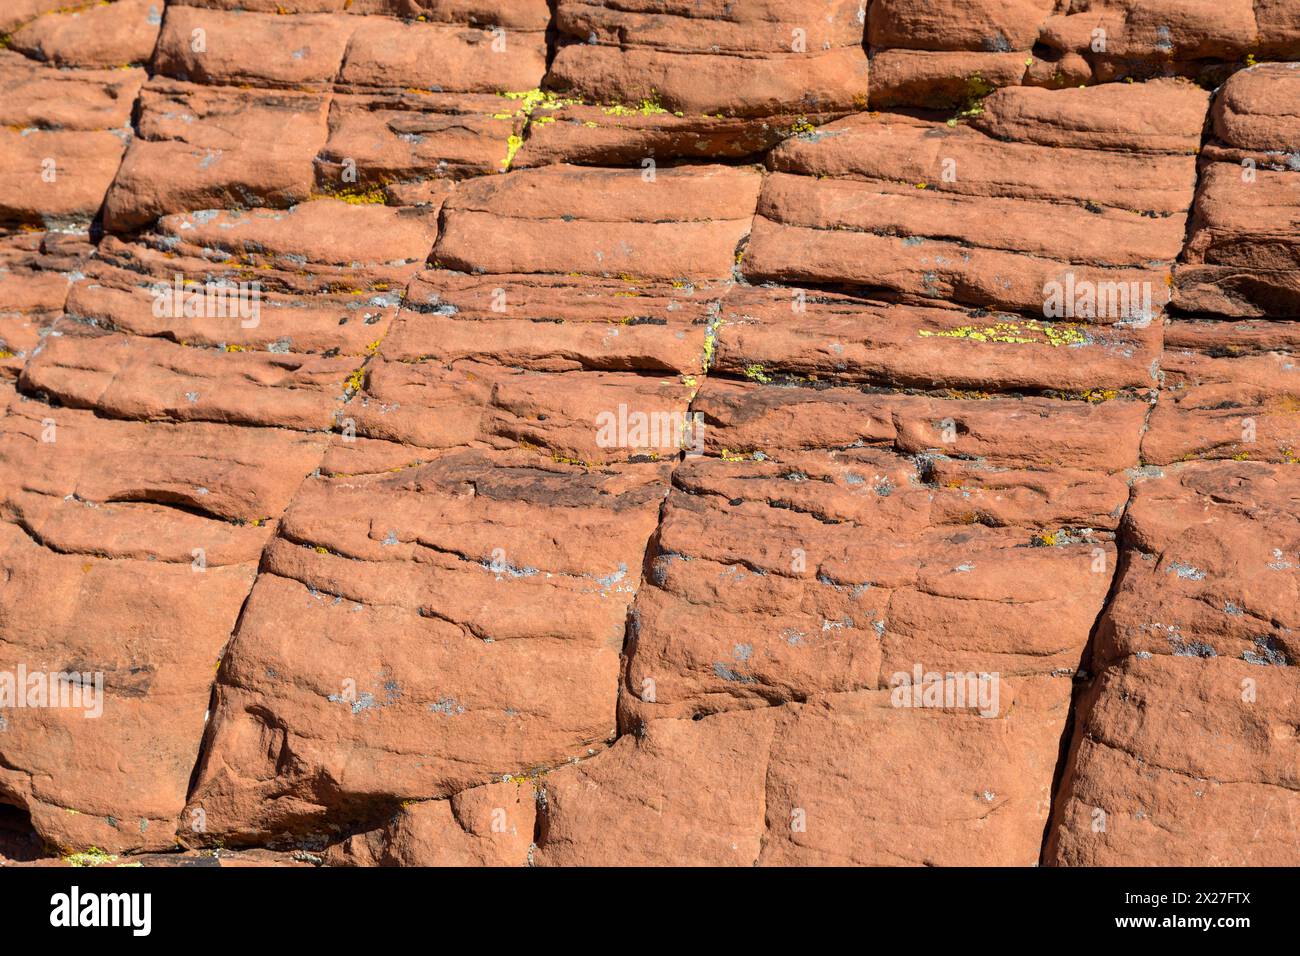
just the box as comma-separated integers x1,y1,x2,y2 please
869,0,1054,53
548,0,870,117
324,781,535,865
8,0,161,69
433,163,761,279
0,233,87,380
1037,0,1259,82
102,80,330,232
1144,320,1300,466
1,0,1298,871
318,92,526,186
0,384,325,854
1047,462,1300,865
868,49,1031,109
186,449,667,844
0,51,145,131
152,6,356,90
1176,64,1300,318
0,52,143,231
21,200,433,431
746,82,1204,314
339,15,545,92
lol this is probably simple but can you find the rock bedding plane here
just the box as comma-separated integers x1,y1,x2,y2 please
0,0,1296,867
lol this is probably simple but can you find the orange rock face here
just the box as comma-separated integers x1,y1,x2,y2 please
0,0,1297,868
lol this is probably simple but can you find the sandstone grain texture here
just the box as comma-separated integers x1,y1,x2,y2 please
1,0,1296,868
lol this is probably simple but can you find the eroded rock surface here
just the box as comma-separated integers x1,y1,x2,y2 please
1047,462,1300,865
0,0,1296,868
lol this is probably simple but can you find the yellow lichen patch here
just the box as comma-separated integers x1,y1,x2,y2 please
948,72,994,126
500,133,524,171
720,449,747,462
551,452,594,468
602,92,669,117
743,364,772,384
1081,388,1118,404
1231,451,1250,461
788,117,817,137
500,89,580,116
919,319,1088,348
65,847,117,868
315,184,388,205
700,318,723,372
503,768,551,790
1031,530,1059,547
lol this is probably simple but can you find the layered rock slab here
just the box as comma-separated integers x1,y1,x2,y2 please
151,6,356,91
0,384,325,854
548,0,870,116
621,378,1139,728
867,0,1057,108
534,679,1075,866
22,200,435,432
317,91,526,187
0,51,143,231
101,79,331,232
1046,461,1300,865
344,270,712,465
7,0,161,70
744,81,1205,316
867,0,1300,108
1176,63,1300,318
523,0,869,164
356,162,756,466
433,163,762,280
1036,0,1299,81
1144,319,1300,466
324,780,535,866
714,285,1162,395
186,449,669,845
3,0,1297,869
574,369,1145,864
0,232,92,380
